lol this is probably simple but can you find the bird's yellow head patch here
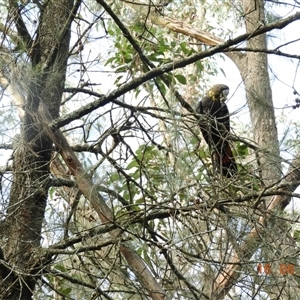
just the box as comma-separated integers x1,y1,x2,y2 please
207,84,229,102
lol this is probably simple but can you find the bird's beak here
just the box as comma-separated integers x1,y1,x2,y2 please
220,88,229,102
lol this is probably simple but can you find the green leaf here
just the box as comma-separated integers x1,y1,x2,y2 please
61,287,72,296
136,145,155,157
136,246,142,256
104,56,116,66
135,198,144,204
195,61,204,72
48,187,55,200
198,147,209,159
294,230,300,242
142,247,153,266
115,66,127,73
54,264,66,272
109,172,120,183
126,160,139,170
220,67,226,77
175,74,187,85
236,143,249,156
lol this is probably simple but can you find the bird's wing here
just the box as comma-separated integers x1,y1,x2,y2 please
195,100,203,114
219,102,230,132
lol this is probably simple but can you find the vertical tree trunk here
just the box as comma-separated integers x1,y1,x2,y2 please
213,2,288,298
239,0,281,185
0,1,74,299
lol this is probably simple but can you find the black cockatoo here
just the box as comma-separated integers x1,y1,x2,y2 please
196,84,237,178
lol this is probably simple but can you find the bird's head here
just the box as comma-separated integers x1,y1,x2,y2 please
207,84,229,102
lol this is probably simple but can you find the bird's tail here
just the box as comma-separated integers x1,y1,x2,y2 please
213,142,237,178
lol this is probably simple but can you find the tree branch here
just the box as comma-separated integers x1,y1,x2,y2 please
96,0,193,112
8,1,33,48
214,150,300,297
121,0,223,46
226,47,300,59
39,102,166,299
51,10,300,129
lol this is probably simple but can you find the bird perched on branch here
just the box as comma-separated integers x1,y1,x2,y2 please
196,84,237,178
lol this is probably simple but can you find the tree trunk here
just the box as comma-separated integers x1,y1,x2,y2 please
239,0,281,185
213,2,294,298
0,1,74,299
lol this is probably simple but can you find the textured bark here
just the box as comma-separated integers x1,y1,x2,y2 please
212,3,296,298
0,1,166,298
1,1,75,299
40,101,167,300
238,0,281,186
125,0,282,186
0,1,298,299
214,150,300,298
